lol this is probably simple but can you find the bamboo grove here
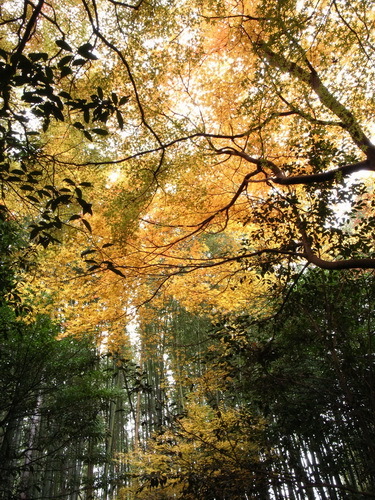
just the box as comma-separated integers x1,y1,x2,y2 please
0,0,375,498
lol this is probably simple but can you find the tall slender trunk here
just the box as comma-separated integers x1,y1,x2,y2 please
86,437,95,500
19,394,43,499
0,409,23,498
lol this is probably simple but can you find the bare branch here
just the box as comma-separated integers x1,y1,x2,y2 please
256,40,375,157
298,224,375,270
81,0,163,149
12,0,45,68
271,159,373,185
106,0,145,9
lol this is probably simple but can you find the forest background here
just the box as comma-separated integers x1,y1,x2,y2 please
1,0,375,498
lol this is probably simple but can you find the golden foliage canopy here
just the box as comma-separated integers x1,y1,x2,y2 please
3,0,375,343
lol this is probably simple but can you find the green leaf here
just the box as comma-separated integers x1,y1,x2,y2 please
42,117,50,132
45,66,53,82
22,93,43,104
53,216,62,229
58,55,74,67
0,48,8,60
116,110,124,130
84,109,90,123
0,163,10,173
111,92,118,105
51,93,64,109
78,42,94,53
50,194,72,211
92,128,109,136
10,169,26,176
59,91,72,100
69,214,81,221
30,226,40,240
50,105,64,121
72,58,87,66
14,113,28,123
81,218,92,233
29,52,49,61
81,249,97,257
6,176,22,182
97,87,104,99
88,264,100,272
43,184,57,192
40,233,60,248
25,177,38,185
119,95,130,105
77,198,93,215
36,87,54,98
83,52,98,61
37,189,52,198
73,122,85,130
83,130,93,141
63,178,76,186
26,195,40,203
77,43,98,60
56,39,73,51
107,266,125,278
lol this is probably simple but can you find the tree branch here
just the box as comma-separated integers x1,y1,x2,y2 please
106,0,145,9
298,222,375,270
12,0,45,68
271,159,373,185
256,40,375,158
